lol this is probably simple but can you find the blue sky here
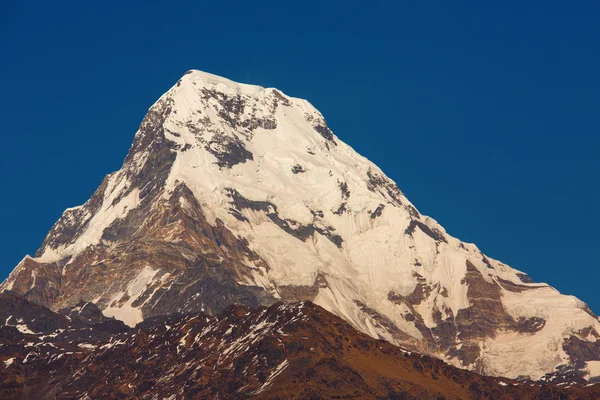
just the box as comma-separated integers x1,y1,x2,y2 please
1,1,599,311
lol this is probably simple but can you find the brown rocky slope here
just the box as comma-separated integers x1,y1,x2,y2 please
1,294,599,399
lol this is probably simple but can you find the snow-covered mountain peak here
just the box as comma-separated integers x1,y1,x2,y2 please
145,69,335,163
180,69,266,95
164,69,309,122
3,70,600,382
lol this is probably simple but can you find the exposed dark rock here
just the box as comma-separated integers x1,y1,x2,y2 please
1,258,63,307
452,261,550,365
481,256,494,270
406,204,420,218
497,277,537,293
229,207,249,222
144,257,275,318
333,202,347,215
200,88,277,136
314,124,335,142
225,187,274,213
515,316,546,333
430,306,458,353
181,143,192,151
123,183,276,318
579,304,599,319
36,175,111,256
455,261,512,339
579,327,600,341
101,202,150,242
0,293,70,334
245,114,277,130
267,213,343,248
277,273,329,302
269,89,292,111
387,275,455,355
205,132,254,168
4,299,594,399
353,300,417,345
387,261,550,368
540,363,589,385
517,273,533,283
389,272,432,306
59,301,112,324
563,330,600,366
338,181,350,199
370,204,385,219
366,167,404,206
22,181,277,322
405,220,447,243
120,96,178,201
310,210,324,218
0,293,129,341
292,164,306,174
226,188,343,248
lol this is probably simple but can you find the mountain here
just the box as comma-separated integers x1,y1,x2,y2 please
2,70,600,382
2,294,599,399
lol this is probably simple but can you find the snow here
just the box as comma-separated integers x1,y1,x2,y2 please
177,334,188,353
15,324,35,334
3,279,14,291
221,318,276,357
29,270,37,289
153,72,482,350
102,266,159,327
3,357,15,367
253,359,289,395
478,285,600,380
3,69,600,380
38,176,141,262
585,361,600,380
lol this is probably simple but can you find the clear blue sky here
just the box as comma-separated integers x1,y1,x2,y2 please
1,1,599,311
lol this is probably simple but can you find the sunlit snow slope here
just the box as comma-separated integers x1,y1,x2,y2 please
2,70,600,381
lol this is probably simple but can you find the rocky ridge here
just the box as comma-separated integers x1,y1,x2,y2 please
1,294,599,399
2,70,600,381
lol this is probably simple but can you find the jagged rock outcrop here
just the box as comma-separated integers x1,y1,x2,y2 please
1,295,599,399
2,70,600,381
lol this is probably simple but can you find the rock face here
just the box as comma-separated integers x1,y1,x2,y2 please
2,295,599,400
2,70,600,381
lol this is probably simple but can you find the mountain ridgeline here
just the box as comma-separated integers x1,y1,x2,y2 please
2,294,599,399
2,70,600,384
